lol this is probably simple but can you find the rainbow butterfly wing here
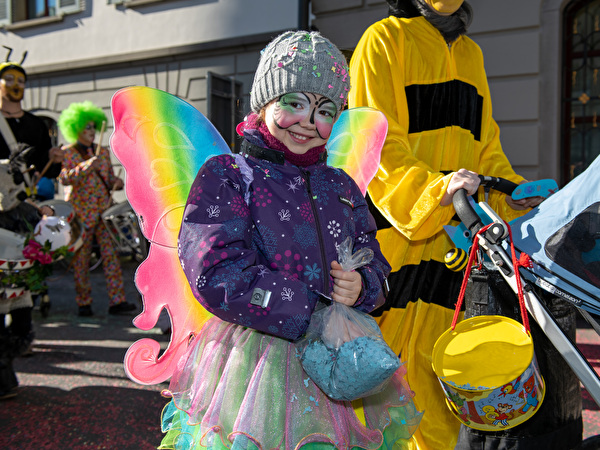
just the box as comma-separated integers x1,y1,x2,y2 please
326,107,387,195
111,86,230,385
111,86,230,247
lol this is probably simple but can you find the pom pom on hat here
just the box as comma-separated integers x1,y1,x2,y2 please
250,31,350,113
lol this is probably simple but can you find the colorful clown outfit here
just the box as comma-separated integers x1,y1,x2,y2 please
157,30,422,450
348,4,530,449
59,143,125,308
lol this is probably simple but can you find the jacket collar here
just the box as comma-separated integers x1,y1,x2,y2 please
240,139,327,166
387,0,420,18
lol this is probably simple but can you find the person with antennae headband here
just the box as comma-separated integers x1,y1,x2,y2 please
0,47,63,192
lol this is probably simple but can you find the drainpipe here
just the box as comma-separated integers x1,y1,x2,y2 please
299,0,311,30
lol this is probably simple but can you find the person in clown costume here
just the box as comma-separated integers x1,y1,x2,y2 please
349,1,582,449
58,101,136,317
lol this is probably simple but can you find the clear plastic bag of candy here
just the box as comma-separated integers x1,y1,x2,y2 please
297,237,400,401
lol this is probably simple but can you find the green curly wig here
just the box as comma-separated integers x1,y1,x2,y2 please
58,101,107,144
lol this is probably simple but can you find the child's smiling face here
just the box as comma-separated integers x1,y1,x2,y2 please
264,92,339,155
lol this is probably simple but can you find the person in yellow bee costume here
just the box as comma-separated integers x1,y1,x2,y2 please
346,1,579,449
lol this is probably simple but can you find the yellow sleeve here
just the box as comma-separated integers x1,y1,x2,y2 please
348,21,456,241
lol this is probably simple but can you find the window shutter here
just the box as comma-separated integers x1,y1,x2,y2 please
57,0,81,14
207,72,244,153
0,0,11,26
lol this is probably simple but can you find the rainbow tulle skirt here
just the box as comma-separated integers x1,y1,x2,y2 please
159,317,421,449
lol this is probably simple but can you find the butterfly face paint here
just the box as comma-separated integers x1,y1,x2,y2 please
265,92,339,155
275,93,338,139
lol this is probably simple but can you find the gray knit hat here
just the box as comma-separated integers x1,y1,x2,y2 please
250,31,350,113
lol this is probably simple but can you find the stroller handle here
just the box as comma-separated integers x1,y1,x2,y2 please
477,175,519,196
452,189,483,234
452,176,519,235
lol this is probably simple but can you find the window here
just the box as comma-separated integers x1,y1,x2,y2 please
0,0,80,26
107,0,166,6
207,72,244,153
562,0,600,183
27,0,56,19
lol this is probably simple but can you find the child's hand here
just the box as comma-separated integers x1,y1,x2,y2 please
330,260,362,306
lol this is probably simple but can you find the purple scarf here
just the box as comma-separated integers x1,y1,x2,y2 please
240,114,326,167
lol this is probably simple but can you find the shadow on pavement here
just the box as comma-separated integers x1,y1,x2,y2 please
4,256,170,449
5,255,600,448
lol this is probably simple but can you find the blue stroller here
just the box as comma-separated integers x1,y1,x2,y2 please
446,155,600,447
509,158,600,317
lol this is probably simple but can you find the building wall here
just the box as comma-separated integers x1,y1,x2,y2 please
2,0,299,71
2,0,572,187
24,37,266,133
4,0,302,135
468,0,544,181
1,0,301,199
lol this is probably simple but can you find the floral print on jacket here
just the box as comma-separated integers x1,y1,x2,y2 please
179,140,391,341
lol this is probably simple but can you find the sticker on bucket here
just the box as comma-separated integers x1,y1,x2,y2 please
432,315,545,431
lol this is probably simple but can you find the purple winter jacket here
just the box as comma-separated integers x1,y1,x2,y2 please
178,138,391,341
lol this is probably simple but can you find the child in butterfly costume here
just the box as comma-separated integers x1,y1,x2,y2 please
159,31,421,449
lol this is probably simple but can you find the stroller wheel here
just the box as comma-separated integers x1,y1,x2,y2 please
40,294,51,318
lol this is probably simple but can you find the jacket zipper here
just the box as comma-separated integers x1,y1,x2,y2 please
303,169,329,291
446,37,460,78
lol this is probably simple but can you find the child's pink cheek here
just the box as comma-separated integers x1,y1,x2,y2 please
277,113,303,129
316,122,333,139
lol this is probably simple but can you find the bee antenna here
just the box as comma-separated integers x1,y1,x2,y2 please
2,46,12,62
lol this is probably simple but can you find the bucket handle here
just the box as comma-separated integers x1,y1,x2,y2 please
451,222,531,335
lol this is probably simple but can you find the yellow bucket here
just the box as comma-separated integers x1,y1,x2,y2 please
432,315,545,431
